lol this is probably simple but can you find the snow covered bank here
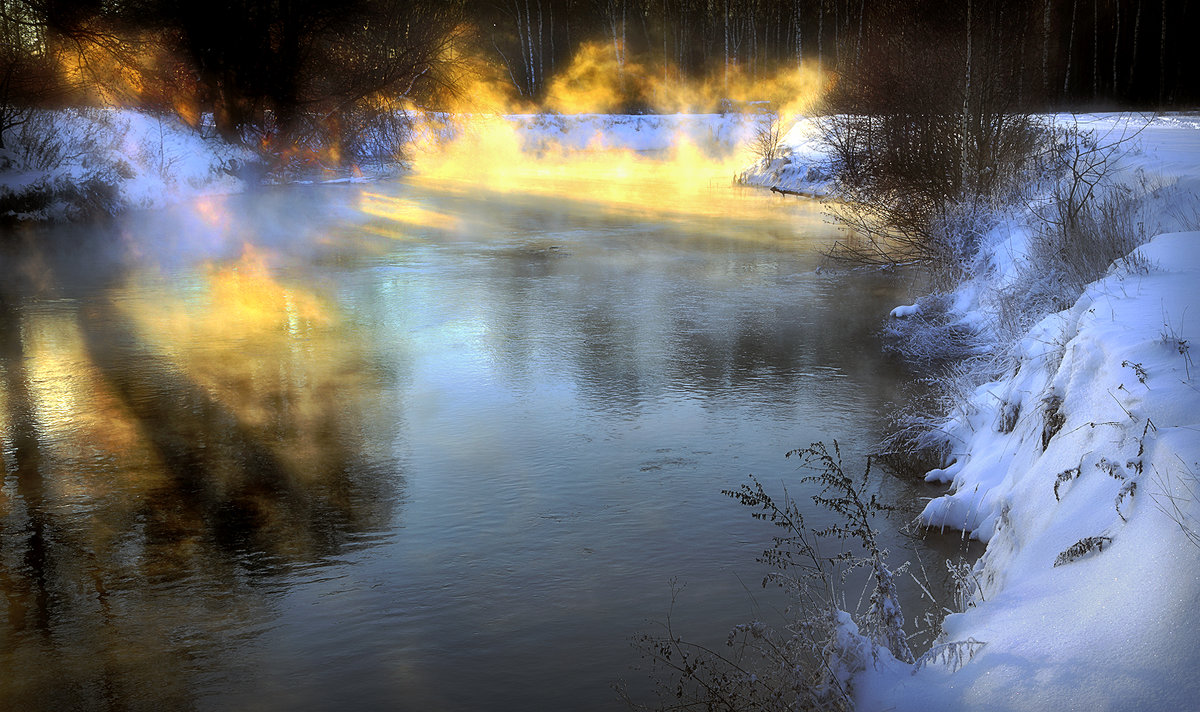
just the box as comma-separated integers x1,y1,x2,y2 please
734,115,835,196
735,112,1200,201
1,109,252,222
857,231,1200,710
498,112,764,154
841,115,1200,709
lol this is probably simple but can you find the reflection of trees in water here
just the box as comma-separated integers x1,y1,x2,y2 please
0,247,400,711
668,270,915,395
473,242,916,418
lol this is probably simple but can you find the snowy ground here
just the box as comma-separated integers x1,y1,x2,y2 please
0,109,252,222
734,115,836,196
845,115,1200,709
738,112,1200,200
862,231,1200,710
494,112,763,154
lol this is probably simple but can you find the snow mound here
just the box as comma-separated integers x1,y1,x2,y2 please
735,116,834,196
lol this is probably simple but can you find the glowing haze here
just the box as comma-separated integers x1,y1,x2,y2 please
394,41,832,221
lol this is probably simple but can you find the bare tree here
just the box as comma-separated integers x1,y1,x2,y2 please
1158,0,1166,103
597,0,627,89
1128,0,1141,93
1063,0,1077,99
1043,0,1051,97
1112,0,1120,95
1092,0,1098,100
820,1,1044,269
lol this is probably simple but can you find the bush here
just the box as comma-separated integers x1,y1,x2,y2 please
0,109,129,221
750,112,786,165
817,4,1048,272
252,100,417,179
820,109,1047,270
878,120,1151,484
632,443,913,711
880,293,983,364
1028,124,1149,297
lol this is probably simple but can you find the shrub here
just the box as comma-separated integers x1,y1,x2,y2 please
633,443,915,711
816,4,1048,272
750,112,786,165
1028,125,1148,298
0,109,131,221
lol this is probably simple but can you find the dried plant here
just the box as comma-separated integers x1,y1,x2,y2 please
633,442,920,711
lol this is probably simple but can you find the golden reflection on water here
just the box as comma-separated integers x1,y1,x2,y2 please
359,192,460,235
0,231,396,710
117,243,384,496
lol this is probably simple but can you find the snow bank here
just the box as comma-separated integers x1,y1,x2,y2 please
406,111,766,158
504,112,763,154
735,116,834,196
2,110,769,223
1,109,251,222
735,112,1200,201
858,231,1200,710
848,116,1200,709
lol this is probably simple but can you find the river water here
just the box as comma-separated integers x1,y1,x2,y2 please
0,174,963,710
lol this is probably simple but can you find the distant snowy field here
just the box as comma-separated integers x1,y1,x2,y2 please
495,112,765,153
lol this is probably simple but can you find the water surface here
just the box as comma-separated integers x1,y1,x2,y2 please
0,175,958,710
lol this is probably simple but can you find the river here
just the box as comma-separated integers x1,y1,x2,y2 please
0,174,968,710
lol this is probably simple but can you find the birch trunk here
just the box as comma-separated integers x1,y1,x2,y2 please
962,0,973,191
1043,0,1051,97
1063,0,1077,99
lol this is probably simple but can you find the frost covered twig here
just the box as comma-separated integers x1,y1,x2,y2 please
912,638,986,674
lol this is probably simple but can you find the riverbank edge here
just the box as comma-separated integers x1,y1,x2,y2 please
858,230,1200,710
749,114,1200,709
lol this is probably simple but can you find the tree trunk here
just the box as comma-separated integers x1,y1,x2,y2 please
962,0,972,191
1093,0,1099,100
525,0,535,96
1128,0,1141,93
1043,0,1051,99
536,0,543,98
795,1,803,68
662,0,668,86
1159,0,1167,103
1064,0,1077,100
856,0,864,67
1113,0,1120,97
724,0,729,91
833,0,839,67
817,0,824,67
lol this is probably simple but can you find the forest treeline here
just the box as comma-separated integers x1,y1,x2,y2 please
2,0,1197,147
